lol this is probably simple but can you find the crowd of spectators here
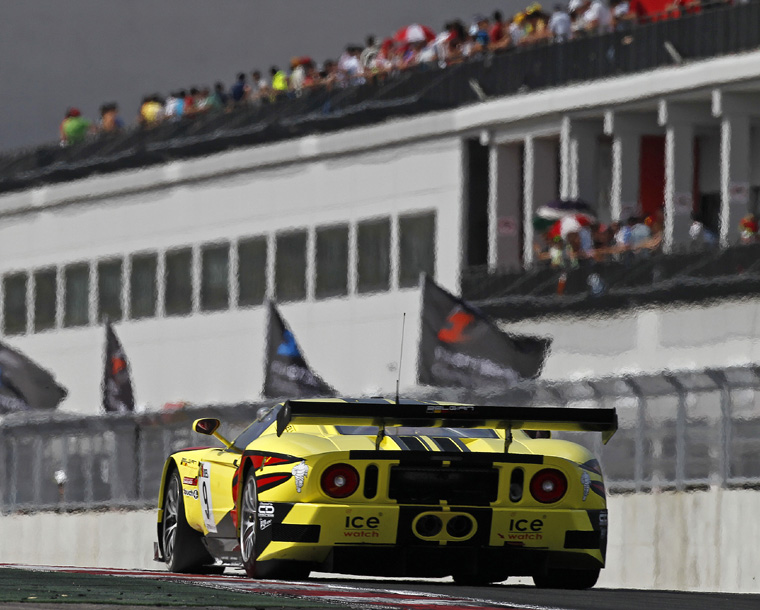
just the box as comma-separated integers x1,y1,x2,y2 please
58,0,732,146
536,209,760,271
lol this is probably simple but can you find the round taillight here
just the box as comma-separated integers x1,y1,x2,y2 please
321,464,360,498
529,469,568,504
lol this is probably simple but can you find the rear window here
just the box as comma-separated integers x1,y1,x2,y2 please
335,426,498,439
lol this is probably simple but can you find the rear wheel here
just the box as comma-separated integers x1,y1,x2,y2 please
239,470,310,580
532,567,600,589
163,469,215,573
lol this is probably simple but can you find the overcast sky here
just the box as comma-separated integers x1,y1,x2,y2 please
0,0,533,152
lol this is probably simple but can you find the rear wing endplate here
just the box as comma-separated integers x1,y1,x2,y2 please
276,400,618,447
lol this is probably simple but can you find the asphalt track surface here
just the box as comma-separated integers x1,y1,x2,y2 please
2,566,759,610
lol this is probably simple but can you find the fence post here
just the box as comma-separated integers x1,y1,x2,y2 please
665,375,687,492
707,370,731,488
625,377,646,492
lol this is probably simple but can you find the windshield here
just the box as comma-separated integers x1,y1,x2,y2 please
335,426,498,438
232,404,281,449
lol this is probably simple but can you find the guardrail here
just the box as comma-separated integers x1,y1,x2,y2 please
0,1,758,194
1,365,758,513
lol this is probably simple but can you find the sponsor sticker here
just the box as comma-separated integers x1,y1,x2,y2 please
183,488,199,500
291,461,309,493
343,515,381,539
258,503,274,531
425,405,475,414
183,476,198,486
199,462,217,533
581,471,591,502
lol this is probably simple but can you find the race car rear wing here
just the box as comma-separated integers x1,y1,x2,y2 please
276,400,617,448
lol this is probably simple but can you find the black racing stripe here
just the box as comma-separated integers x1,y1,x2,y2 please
429,437,462,452
348,450,543,464
452,437,470,452
398,436,429,451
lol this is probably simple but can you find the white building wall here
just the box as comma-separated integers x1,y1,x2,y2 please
0,138,463,413
504,298,760,381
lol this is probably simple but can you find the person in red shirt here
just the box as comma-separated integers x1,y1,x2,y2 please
489,10,505,43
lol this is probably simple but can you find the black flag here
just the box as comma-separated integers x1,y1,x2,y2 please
418,275,550,390
0,340,67,413
103,321,135,413
263,302,336,398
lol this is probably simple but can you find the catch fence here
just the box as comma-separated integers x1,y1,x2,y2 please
1,365,759,513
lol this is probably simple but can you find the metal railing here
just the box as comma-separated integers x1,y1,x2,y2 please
1,365,759,513
1,1,758,195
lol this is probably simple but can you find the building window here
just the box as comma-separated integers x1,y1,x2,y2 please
238,237,267,307
164,248,192,317
97,260,122,323
357,218,391,294
399,212,436,288
201,243,230,312
34,269,57,332
64,263,90,328
315,225,349,299
130,253,157,320
275,231,307,302
2,273,27,335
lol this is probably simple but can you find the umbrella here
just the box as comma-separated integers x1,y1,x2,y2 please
393,24,436,44
546,215,592,240
535,199,596,222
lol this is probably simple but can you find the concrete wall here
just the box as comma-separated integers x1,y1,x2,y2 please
504,297,760,381
0,488,756,592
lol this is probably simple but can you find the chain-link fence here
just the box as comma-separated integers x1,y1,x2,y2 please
2,365,759,513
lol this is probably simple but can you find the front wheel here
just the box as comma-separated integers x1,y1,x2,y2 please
532,567,600,589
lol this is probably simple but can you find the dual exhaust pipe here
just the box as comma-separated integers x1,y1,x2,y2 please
413,512,476,540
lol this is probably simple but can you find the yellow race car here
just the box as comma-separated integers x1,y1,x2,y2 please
155,398,616,588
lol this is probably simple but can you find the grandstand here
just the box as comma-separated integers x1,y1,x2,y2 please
2,1,760,413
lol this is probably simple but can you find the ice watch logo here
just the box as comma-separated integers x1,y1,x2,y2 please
438,310,474,343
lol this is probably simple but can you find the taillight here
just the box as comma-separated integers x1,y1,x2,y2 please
321,464,360,498
529,469,567,503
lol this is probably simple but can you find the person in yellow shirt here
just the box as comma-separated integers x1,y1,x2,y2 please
139,95,164,126
270,66,289,95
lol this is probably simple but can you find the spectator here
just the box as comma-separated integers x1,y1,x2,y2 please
523,4,552,44
489,11,506,44
249,71,269,102
509,12,528,45
471,14,491,47
210,82,229,110
164,91,184,120
576,0,614,33
270,66,289,94
229,73,249,104
549,3,573,41
138,95,164,127
290,57,306,93
689,211,717,247
60,107,93,145
740,214,759,243
99,103,124,134
360,35,380,69
629,216,652,248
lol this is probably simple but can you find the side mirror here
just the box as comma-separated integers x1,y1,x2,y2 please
193,418,221,436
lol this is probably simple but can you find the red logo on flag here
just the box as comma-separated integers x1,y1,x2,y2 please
437,310,474,343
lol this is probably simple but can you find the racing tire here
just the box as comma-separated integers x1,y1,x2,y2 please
239,470,310,580
162,469,216,573
532,566,600,590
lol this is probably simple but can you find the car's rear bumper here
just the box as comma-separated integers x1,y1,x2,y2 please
256,501,607,573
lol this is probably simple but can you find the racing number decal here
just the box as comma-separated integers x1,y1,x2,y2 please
199,462,217,533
